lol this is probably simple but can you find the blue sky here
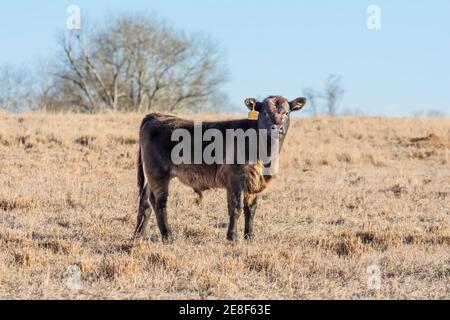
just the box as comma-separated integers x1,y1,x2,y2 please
1,0,449,115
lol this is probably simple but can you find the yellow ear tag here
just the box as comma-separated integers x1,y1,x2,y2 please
248,106,259,121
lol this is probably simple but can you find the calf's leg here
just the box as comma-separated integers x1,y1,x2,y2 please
134,185,153,238
244,194,258,240
226,183,244,242
152,180,173,242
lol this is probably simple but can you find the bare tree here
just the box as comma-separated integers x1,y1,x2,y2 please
415,109,447,117
302,87,320,116
302,75,345,116
44,14,227,113
0,65,35,112
323,74,345,116
427,109,446,117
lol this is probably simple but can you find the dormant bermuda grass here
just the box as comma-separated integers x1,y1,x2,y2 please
0,112,449,299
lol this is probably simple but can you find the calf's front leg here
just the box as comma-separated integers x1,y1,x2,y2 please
244,194,258,240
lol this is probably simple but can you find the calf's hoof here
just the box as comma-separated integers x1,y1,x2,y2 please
244,233,255,241
133,229,144,240
226,232,238,242
162,232,174,244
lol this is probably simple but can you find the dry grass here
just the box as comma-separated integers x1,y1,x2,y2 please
0,112,449,300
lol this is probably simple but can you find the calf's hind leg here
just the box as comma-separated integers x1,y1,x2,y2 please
134,185,154,238
152,179,173,242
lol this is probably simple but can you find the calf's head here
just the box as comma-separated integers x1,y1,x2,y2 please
245,96,307,138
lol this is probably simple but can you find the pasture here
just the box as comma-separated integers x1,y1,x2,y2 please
0,112,449,299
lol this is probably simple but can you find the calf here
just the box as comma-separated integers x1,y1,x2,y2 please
134,96,307,241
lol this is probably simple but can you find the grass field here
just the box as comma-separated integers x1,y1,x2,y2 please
0,112,449,299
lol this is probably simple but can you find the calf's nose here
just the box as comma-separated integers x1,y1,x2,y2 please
270,125,284,135
271,125,279,131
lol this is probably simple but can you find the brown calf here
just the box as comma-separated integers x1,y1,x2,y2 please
134,96,306,241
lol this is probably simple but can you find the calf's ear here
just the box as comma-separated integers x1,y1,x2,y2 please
289,97,307,112
245,98,262,111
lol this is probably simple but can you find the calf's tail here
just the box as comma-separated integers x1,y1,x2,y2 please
137,144,145,196
137,116,150,196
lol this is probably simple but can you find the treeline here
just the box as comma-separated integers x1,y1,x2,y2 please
0,14,227,113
